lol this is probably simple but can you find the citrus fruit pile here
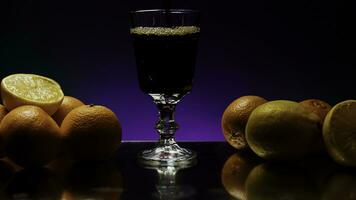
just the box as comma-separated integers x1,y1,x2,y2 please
222,95,356,166
0,74,122,168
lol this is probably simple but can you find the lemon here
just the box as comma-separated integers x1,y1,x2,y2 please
246,100,320,160
323,100,356,167
1,74,64,115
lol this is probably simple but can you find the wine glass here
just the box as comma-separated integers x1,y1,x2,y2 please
130,9,200,166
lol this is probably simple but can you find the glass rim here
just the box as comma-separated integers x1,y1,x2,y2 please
130,9,200,14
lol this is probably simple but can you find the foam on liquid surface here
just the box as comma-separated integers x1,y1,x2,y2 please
130,26,200,36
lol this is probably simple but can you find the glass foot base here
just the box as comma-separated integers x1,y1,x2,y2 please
138,141,197,167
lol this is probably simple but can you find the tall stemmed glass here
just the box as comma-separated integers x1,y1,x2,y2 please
130,9,200,166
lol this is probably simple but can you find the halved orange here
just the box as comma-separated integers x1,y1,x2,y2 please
1,74,64,115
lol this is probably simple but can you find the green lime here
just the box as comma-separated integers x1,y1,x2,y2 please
246,100,320,160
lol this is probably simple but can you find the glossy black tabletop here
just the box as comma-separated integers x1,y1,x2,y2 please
0,142,355,200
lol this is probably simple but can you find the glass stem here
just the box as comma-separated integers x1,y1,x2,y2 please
156,103,179,142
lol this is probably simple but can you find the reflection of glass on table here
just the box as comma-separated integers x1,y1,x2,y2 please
142,165,196,199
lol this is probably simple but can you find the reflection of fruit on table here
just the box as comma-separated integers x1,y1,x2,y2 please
62,162,123,200
4,168,63,200
246,163,319,200
295,155,337,193
221,152,260,200
322,170,356,200
0,142,356,199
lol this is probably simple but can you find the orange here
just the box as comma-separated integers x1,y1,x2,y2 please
300,99,332,153
60,105,122,161
0,104,8,157
52,96,84,125
0,105,61,167
221,96,267,150
300,99,332,121
0,104,7,122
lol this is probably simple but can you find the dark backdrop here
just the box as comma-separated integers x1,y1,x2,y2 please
0,0,354,140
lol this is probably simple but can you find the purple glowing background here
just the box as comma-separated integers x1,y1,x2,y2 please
70,61,250,141
0,0,351,141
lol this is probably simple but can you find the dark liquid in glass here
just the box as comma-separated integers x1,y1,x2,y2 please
131,27,199,94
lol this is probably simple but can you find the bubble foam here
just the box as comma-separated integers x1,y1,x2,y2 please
130,26,200,36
